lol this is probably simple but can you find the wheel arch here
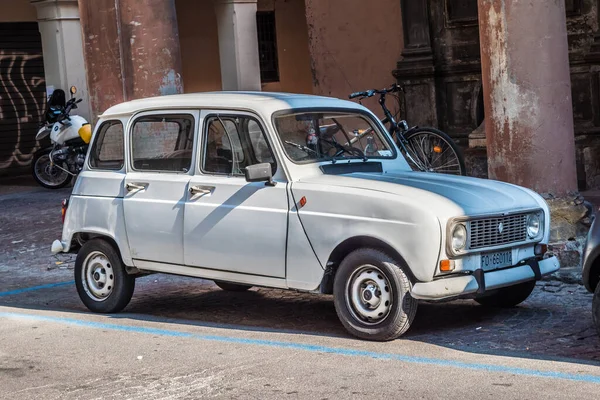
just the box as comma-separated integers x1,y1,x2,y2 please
71,230,132,267
320,235,416,294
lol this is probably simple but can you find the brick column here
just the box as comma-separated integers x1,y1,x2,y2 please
478,0,589,268
78,0,184,121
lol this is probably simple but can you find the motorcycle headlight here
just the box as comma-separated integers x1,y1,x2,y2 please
527,213,542,239
452,224,467,251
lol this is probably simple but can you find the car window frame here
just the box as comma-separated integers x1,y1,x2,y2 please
271,107,398,166
128,110,197,175
199,111,278,177
87,119,126,171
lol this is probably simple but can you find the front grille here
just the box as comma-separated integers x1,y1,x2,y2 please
468,214,529,250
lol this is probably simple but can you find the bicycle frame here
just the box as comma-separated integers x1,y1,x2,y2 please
372,92,426,171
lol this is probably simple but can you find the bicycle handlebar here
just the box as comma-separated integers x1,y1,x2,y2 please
348,84,402,100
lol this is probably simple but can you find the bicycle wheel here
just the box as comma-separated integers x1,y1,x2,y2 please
401,127,466,176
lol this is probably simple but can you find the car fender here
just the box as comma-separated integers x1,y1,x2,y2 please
291,182,442,283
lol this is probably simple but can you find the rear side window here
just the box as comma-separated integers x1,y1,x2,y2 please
89,120,124,170
131,114,195,172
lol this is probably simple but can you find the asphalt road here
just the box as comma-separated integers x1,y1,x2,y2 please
1,178,600,399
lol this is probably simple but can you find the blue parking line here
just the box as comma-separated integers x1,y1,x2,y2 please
0,281,74,297
1,311,600,384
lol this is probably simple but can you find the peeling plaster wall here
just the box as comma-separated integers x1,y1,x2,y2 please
479,0,578,195
304,0,403,116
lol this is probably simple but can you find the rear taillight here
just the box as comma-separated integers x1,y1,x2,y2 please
61,198,69,223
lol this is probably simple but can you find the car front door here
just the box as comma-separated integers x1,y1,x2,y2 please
123,110,198,266
183,110,288,278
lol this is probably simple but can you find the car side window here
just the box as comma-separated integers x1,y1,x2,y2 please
202,116,276,175
131,114,194,172
89,120,124,170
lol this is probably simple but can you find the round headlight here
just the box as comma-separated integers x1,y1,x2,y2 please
527,214,541,238
452,224,467,251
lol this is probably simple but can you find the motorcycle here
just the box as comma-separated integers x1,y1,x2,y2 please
32,86,92,189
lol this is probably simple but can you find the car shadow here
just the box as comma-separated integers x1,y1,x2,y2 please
2,276,599,367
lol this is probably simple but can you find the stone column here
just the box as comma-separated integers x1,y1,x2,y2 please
31,0,90,120
478,0,588,267
213,0,261,91
478,0,577,195
77,0,184,121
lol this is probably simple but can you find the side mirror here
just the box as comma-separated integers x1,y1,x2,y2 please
70,86,77,96
245,163,275,186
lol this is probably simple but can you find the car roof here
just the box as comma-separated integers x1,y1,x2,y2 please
100,91,368,118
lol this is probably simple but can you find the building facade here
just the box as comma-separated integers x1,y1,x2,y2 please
0,0,403,176
0,0,596,199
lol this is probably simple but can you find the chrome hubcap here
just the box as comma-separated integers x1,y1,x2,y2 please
82,251,114,301
346,266,392,325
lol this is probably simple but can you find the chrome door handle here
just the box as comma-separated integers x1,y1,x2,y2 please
126,182,147,192
189,185,213,196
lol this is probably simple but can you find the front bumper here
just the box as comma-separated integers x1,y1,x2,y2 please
411,256,560,301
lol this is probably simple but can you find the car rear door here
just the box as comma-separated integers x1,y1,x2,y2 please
122,110,199,266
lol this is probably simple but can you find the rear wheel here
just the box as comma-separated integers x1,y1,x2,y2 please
333,248,417,341
75,239,135,313
475,280,536,308
402,127,466,176
214,281,252,292
32,149,71,189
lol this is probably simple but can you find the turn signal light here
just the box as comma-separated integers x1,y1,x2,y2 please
299,196,307,208
535,244,548,256
440,259,455,272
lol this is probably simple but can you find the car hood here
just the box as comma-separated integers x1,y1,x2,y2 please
299,171,543,216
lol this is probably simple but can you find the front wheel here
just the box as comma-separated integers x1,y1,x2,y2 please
32,149,71,189
333,248,418,341
401,127,466,176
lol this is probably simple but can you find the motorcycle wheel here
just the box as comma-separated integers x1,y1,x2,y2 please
32,149,72,189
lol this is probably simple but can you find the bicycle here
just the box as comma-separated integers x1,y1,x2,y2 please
349,84,466,176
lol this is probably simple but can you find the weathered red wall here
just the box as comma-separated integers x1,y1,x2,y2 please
304,0,403,115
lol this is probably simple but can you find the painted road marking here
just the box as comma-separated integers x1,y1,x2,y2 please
1,311,600,384
0,281,74,297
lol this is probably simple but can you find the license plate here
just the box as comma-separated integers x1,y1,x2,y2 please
481,250,513,271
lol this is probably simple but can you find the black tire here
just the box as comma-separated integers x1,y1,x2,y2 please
475,280,536,308
31,149,71,189
333,248,418,341
75,239,135,313
402,127,466,176
214,281,252,292
593,283,600,338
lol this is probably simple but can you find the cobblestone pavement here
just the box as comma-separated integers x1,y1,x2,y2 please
1,178,599,365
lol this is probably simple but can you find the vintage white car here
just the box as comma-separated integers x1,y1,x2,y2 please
52,92,560,341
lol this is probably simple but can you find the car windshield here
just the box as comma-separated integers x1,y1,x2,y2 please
273,111,395,163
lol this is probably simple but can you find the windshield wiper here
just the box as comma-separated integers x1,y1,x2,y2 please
284,140,319,156
322,139,368,162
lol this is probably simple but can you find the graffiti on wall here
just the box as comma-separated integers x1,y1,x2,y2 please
0,52,47,170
